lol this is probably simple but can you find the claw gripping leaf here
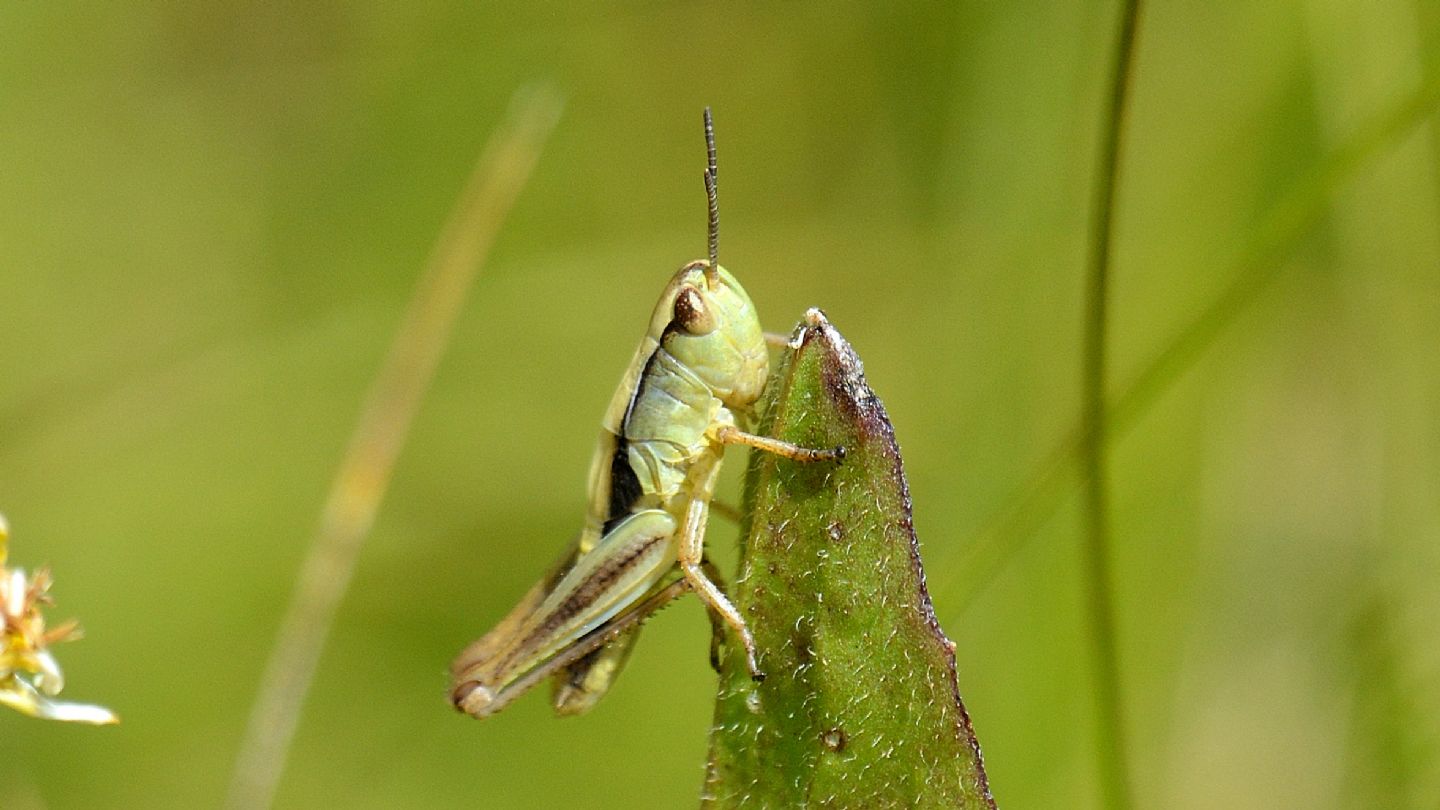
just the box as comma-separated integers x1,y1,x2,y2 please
703,311,994,809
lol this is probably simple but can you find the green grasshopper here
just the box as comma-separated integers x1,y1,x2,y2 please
451,109,842,719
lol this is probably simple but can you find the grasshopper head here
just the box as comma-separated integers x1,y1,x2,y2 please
655,261,769,411
646,110,768,411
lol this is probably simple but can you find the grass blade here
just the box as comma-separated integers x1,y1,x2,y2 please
224,86,562,810
1079,2,1143,808
941,76,1440,616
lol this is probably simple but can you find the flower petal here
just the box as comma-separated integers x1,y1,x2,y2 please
0,675,118,725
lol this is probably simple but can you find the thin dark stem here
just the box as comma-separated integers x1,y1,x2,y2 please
1081,3,1142,809
941,75,1440,618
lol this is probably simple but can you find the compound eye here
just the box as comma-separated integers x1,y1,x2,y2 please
673,286,717,335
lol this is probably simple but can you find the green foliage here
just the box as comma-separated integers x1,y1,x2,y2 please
5,4,1440,807
704,313,994,809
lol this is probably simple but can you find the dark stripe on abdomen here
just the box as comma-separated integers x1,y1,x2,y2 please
604,346,666,532
604,437,644,534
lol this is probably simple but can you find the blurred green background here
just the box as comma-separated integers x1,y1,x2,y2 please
3,2,1439,808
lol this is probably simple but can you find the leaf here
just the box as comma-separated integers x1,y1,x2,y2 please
703,311,995,809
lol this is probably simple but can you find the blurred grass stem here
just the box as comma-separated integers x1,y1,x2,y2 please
947,70,1440,615
1080,2,1142,808
224,87,562,810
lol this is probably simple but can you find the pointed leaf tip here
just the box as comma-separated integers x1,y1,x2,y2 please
704,312,994,809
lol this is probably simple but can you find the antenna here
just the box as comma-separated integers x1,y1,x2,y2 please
702,107,720,288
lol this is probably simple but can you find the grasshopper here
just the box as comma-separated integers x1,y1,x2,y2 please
450,109,842,719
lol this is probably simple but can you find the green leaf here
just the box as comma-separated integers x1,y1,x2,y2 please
703,311,996,809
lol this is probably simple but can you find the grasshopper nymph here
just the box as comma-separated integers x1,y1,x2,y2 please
451,109,842,720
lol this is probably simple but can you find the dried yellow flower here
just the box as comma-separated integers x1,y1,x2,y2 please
0,514,117,725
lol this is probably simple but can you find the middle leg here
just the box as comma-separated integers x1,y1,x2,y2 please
675,454,765,680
